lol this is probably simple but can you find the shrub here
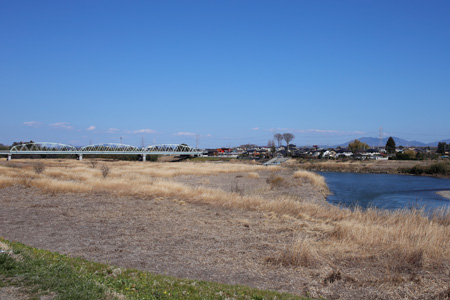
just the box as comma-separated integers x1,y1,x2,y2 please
266,174,285,189
409,165,424,175
399,162,449,176
147,155,159,162
32,162,45,174
265,237,320,268
100,165,110,178
427,162,448,175
5,163,22,169
230,181,243,195
88,160,98,168
247,172,260,179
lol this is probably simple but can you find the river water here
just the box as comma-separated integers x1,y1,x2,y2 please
319,172,450,211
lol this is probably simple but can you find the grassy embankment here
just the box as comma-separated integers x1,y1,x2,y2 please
1,160,450,298
298,159,450,177
0,238,308,300
398,161,450,176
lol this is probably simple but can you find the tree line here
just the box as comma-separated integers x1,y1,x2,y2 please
437,142,449,155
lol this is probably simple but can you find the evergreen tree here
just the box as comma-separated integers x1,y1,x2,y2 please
385,137,396,154
437,142,447,154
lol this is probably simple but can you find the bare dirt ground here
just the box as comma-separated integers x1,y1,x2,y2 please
0,185,318,296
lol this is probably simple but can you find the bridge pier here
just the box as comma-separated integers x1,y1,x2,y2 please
7,154,11,161
78,154,83,161
142,154,146,162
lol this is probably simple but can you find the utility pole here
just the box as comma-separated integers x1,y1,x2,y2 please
196,134,199,149
120,136,123,145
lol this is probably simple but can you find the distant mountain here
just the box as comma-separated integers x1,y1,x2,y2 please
433,139,450,146
336,136,446,148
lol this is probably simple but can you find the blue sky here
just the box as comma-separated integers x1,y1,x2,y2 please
1,1,449,148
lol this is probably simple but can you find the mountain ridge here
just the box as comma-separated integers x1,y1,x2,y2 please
336,137,450,148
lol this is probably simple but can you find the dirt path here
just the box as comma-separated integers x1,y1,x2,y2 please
0,186,314,296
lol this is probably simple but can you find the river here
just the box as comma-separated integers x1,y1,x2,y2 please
319,172,450,211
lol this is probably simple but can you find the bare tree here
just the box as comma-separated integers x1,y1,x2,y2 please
282,133,295,156
33,162,45,174
88,160,98,168
101,165,110,178
274,133,283,148
267,140,275,148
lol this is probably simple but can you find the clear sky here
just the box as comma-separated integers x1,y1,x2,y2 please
1,0,449,148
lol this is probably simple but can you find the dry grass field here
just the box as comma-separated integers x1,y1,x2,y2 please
1,159,450,299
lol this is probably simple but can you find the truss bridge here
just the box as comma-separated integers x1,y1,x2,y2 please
0,142,202,161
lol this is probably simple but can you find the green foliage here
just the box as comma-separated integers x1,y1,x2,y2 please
147,155,159,162
437,142,448,154
416,152,425,160
396,150,417,160
348,139,369,153
398,162,449,176
398,165,424,175
0,238,311,300
0,243,106,299
428,162,449,175
385,137,396,154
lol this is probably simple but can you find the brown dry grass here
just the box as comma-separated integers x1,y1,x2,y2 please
247,172,260,179
437,190,450,199
298,159,442,176
1,159,450,298
293,170,329,194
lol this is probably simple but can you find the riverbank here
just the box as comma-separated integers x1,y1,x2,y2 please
1,160,450,299
296,159,450,178
437,190,450,199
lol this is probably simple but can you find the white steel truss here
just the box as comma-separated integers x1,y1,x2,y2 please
145,144,196,153
6,142,201,155
10,142,77,152
80,143,140,152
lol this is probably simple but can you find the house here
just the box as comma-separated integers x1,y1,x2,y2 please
322,150,337,159
335,148,353,158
